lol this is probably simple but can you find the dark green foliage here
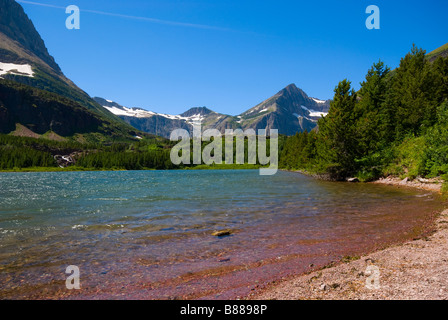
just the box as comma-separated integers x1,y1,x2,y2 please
0,144,54,169
421,101,448,177
0,79,103,136
316,79,359,179
279,131,317,170
0,134,175,170
356,60,391,151
0,130,283,171
386,45,441,138
76,150,174,170
0,79,140,143
432,56,448,103
279,45,448,182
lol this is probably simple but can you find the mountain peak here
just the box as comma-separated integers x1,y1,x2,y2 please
280,83,307,97
181,107,214,117
0,0,60,72
284,83,298,90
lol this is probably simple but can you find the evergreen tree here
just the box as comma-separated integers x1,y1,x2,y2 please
386,45,439,138
317,79,359,178
355,60,391,154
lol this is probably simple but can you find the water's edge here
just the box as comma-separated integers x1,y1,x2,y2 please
242,170,446,300
0,170,444,300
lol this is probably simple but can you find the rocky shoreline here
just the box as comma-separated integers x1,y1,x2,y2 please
372,176,443,193
246,177,448,300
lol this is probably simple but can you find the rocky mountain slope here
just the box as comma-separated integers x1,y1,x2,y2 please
0,0,139,142
96,84,330,138
229,84,330,135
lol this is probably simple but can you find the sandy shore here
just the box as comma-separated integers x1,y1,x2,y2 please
246,178,448,300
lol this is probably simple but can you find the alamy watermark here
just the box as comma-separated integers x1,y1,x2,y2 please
365,259,380,290
63,5,381,31
65,265,80,290
366,5,380,30
66,5,80,30
170,121,278,175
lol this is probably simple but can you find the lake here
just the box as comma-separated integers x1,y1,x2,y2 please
0,170,444,299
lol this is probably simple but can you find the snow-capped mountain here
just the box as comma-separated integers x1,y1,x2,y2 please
95,97,224,138
95,84,330,138
101,99,205,123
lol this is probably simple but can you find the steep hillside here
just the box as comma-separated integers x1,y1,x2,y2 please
0,0,60,72
0,0,138,142
0,79,145,143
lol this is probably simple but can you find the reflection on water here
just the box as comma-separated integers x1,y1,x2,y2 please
0,170,444,299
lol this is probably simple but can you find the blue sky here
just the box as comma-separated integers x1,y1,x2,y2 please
16,0,448,115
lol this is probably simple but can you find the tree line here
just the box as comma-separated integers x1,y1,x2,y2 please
0,134,282,170
280,45,448,182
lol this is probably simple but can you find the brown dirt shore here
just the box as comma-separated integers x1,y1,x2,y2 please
245,177,448,300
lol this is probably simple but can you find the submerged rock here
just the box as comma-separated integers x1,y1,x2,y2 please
212,229,232,237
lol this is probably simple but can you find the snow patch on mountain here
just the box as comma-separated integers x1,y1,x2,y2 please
311,98,326,104
0,62,34,78
300,106,328,118
293,113,318,123
103,104,205,123
103,105,155,118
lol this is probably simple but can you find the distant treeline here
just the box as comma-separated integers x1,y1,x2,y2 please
0,135,78,169
280,45,448,183
76,149,175,170
0,134,284,171
0,134,175,170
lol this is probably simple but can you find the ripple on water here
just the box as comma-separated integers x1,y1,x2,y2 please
0,170,444,299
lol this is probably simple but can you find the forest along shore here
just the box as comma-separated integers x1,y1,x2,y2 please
246,180,448,300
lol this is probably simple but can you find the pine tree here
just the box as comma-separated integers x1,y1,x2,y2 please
386,45,439,138
317,79,359,178
355,60,391,155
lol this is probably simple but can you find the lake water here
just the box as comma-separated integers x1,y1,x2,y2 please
0,170,444,299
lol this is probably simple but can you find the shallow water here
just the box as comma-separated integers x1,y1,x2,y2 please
0,170,444,299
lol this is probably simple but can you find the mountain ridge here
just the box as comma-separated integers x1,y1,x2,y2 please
0,0,60,72
95,83,330,138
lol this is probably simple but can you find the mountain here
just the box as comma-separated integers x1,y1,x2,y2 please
94,97,230,138
0,0,60,72
1,0,328,140
0,0,138,142
226,84,330,135
96,84,330,138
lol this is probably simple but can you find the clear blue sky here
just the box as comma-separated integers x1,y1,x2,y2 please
16,0,448,115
